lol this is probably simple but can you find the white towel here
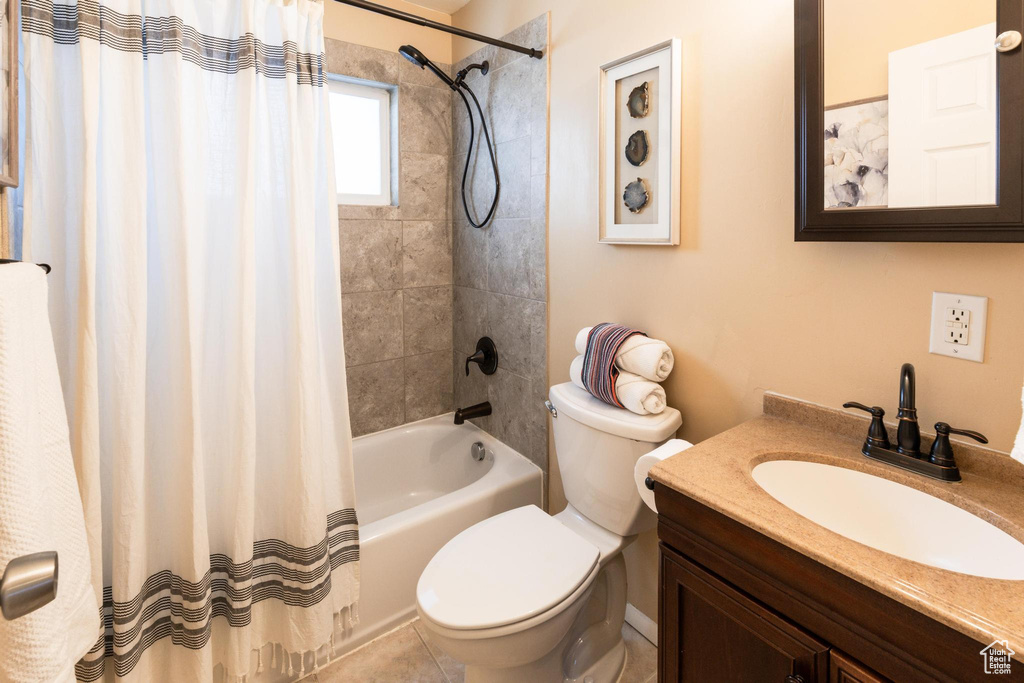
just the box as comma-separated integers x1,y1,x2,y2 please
574,326,674,382
0,264,99,682
1012,385,1024,465
570,355,667,415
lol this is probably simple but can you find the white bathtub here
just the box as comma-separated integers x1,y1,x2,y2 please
339,413,543,654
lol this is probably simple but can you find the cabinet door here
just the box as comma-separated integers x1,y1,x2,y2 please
660,549,829,683
829,650,889,683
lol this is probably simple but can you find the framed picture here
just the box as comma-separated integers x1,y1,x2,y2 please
0,0,17,188
599,38,681,245
824,96,888,209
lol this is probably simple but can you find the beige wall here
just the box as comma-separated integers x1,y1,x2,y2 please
324,0,453,62
823,0,996,106
453,0,1024,626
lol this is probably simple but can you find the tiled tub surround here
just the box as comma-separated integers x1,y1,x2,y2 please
326,38,456,436
452,14,550,471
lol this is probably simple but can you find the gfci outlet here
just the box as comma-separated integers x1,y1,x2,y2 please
929,292,988,363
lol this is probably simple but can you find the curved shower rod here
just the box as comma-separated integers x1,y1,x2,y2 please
332,0,544,60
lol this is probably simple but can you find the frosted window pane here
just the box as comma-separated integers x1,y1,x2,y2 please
331,91,382,196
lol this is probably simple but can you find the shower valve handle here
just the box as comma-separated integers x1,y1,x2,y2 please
465,337,498,376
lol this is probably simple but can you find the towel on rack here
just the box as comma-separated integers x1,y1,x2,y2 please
574,326,674,382
0,263,99,682
570,355,667,415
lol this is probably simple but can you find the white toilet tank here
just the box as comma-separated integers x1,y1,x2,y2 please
548,382,682,537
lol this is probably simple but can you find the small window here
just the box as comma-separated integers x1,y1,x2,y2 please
329,79,392,206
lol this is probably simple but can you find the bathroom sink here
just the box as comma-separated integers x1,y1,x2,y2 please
751,459,1024,580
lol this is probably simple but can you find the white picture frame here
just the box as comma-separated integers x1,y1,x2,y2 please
599,39,681,245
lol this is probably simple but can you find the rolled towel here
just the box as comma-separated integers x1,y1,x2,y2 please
574,326,674,382
570,355,667,415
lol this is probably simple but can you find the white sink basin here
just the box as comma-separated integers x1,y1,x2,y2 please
752,460,1024,581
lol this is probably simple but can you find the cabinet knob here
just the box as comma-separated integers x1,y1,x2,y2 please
785,676,806,683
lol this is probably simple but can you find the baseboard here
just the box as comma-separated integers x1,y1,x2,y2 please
624,602,657,645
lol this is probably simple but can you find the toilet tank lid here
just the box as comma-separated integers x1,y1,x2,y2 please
549,382,681,443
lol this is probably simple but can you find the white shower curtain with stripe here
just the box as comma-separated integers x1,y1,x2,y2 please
21,1,359,680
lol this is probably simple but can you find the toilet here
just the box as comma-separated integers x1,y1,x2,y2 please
416,382,683,682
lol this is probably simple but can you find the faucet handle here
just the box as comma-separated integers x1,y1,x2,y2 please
937,423,989,444
843,401,883,417
929,422,988,468
843,402,891,450
465,337,499,376
930,422,988,463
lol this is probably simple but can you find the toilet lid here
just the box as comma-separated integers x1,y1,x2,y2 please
416,505,600,631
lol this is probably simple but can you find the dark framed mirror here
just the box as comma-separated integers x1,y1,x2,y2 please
795,0,1024,241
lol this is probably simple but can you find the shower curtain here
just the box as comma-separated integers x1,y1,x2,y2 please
21,1,359,680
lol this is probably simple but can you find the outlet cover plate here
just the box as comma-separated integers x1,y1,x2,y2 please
929,292,987,363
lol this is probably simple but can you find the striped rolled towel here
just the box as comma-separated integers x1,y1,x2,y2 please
578,322,668,412
574,326,674,382
570,355,667,415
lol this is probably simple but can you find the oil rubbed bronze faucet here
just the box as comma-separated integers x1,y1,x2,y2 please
844,362,988,482
454,402,492,425
895,362,920,456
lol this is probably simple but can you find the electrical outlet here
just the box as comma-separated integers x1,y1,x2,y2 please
944,307,970,345
929,292,987,363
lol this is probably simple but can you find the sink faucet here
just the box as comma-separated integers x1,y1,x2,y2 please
896,362,921,456
844,362,988,482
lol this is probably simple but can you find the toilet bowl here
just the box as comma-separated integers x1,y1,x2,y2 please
416,382,682,683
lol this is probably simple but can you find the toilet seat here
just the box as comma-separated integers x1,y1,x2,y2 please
417,505,600,631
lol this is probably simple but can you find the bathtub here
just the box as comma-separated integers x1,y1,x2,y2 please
339,413,543,654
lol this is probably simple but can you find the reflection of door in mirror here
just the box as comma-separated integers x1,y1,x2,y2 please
823,0,997,210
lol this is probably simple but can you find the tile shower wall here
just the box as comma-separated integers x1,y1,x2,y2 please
326,39,455,437
451,15,549,471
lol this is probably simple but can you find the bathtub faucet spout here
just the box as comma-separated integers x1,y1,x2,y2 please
454,402,492,425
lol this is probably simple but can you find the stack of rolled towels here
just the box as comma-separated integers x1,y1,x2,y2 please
569,324,674,415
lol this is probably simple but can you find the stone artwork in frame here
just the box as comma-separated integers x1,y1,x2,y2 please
0,0,17,188
599,39,681,245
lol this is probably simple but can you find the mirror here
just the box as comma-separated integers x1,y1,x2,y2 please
823,0,997,210
796,0,1024,241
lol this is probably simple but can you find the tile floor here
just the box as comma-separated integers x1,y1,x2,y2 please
302,619,657,683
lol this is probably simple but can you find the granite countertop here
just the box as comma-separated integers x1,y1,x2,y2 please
649,392,1024,659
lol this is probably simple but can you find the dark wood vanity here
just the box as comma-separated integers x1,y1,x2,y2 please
654,484,1018,682
650,393,1024,682
651,483,1019,679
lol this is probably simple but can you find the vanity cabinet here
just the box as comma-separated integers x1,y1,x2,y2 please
661,551,830,682
830,650,887,683
656,484,1015,683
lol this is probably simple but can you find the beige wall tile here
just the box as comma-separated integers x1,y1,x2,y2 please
404,286,454,355
400,83,453,156
403,221,452,288
405,351,454,421
346,359,405,437
340,220,403,293
342,290,404,366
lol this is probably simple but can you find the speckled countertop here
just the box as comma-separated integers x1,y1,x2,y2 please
650,392,1024,659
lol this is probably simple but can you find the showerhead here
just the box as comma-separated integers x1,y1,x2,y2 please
399,44,428,68
398,44,455,89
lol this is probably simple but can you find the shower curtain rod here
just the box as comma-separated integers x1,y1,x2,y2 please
332,0,544,60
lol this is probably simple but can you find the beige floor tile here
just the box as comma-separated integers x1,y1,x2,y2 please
413,621,465,683
619,623,658,683
316,623,447,683
330,619,657,683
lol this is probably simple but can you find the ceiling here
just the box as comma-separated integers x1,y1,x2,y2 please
408,0,470,16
